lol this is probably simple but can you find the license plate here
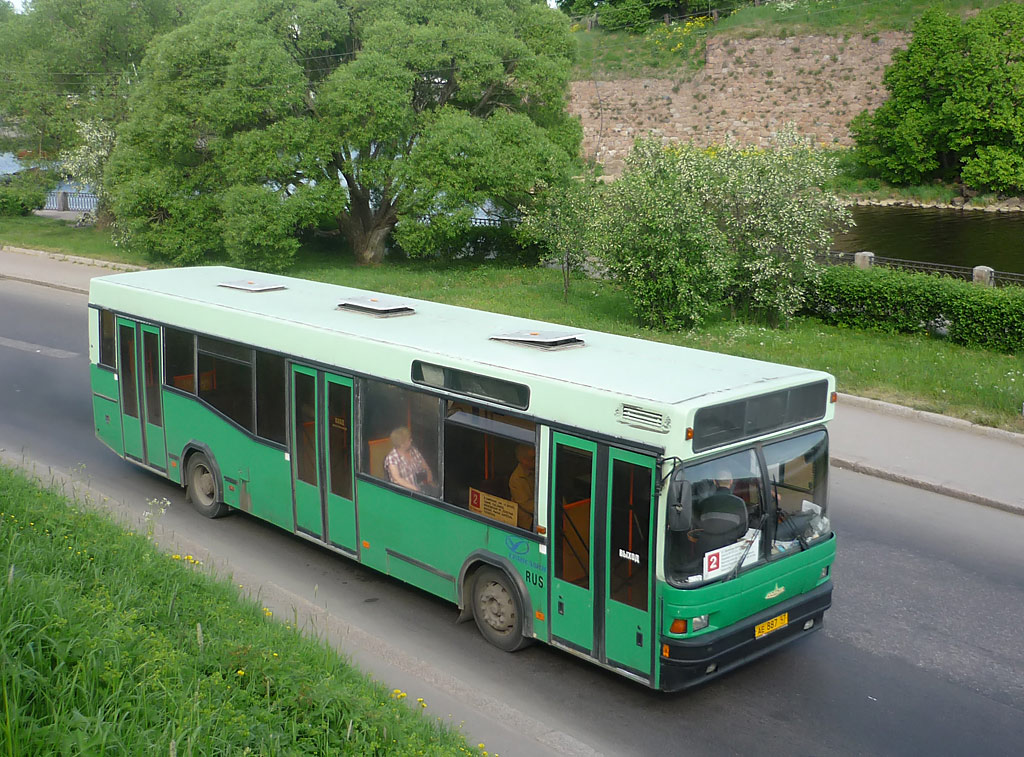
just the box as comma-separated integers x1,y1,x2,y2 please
754,612,788,639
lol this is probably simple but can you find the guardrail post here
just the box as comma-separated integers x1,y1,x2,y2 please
972,266,995,287
853,251,875,270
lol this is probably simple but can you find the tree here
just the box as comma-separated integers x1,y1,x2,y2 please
851,4,1024,193
516,175,601,302
106,0,581,267
0,0,201,157
589,140,732,329
698,130,851,323
587,131,850,328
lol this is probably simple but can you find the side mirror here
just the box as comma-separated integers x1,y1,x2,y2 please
667,479,692,532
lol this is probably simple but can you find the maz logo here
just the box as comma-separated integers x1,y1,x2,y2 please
765,584,786,600
505,536,529,555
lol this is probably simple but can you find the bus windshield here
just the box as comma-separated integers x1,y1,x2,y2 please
666,430,830,587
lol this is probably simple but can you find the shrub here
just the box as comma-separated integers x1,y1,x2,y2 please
0,170,54,216
597,0,650,33
807,265,1024,354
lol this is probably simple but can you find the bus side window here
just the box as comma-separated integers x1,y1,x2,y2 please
255,351,286,445
164,327,195,394
98,309,115,368
442,402,536,531
359,379,440,493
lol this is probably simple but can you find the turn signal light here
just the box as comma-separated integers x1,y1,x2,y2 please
669,618,688,634
662,644,670,658
362,540,370,549
535,611,545,621
830,391,838,403
685,427,694,441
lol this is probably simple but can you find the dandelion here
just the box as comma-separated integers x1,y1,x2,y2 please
173,554,181,560
237,670,245,676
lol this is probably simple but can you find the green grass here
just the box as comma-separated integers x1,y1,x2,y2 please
0,465,480,756
572,27,706,80
0,214,147,266
713,0,1004,38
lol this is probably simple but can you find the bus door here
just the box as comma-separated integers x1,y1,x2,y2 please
550,433,598,653
290,365,356,553
550,433,656,679
115,317,166,470
603,448,656,678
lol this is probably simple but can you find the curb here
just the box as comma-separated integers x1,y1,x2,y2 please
1,245,145,272
830,456,1023,517
1,245,145,296
838,392,1024,447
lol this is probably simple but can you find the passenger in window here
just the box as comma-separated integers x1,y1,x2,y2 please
509,444,536,530
384,426,436,495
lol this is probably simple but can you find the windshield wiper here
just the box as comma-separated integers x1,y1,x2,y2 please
727,512,767,581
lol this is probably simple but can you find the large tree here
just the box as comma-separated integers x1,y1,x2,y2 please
851,4,1024,193
106,0,581,267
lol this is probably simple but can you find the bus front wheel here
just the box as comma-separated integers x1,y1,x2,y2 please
471,567,530,652
186,452,229,519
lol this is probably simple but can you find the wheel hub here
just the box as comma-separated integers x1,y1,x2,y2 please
479,580,514,634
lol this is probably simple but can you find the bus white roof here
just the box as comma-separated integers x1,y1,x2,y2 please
89,266,830,410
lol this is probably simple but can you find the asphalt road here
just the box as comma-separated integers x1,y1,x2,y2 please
2,278,1022,756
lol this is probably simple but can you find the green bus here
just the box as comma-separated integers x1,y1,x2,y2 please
88,266,836,691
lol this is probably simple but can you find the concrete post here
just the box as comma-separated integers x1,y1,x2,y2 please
973,266,995,287
56,191,69,212
853,251,875,270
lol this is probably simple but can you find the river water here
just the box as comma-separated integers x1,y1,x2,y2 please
834,205,1024,274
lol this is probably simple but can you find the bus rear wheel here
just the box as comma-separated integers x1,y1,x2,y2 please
471,567,530,652
186,452,229,519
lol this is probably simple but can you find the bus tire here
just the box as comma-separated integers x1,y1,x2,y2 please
185,452,229,519
471,566,531,652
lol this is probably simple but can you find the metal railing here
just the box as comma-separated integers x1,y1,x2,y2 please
44,191,98,212
818,251,1023,288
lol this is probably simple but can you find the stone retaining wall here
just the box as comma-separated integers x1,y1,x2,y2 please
569,31,908,176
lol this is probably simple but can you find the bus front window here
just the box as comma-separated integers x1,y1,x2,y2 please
666,449,761,585
763,430,830,554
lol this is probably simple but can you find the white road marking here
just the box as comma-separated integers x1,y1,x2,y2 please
0,335,78,359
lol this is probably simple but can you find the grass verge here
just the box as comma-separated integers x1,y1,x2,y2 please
0,214,144,266
0,464,479,756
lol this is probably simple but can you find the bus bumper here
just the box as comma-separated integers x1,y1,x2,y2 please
659,581,832,692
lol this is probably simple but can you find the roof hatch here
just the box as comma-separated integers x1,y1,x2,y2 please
489,330,585,351
337,296,415,318
218,278,286,292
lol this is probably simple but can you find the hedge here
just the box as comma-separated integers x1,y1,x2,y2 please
806,265,1024,354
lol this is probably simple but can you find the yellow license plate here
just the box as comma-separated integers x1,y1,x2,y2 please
755,612,788,639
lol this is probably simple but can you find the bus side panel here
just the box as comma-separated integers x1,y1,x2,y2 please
356,481,475,603
355,480,550,638
91,365,124,456
163,392,293,530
